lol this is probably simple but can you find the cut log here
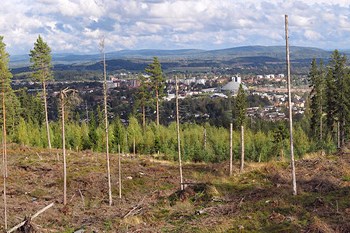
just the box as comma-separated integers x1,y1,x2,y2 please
7,202,54,233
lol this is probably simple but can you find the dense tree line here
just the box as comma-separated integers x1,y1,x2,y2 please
8,115,313,163
308,50,350,149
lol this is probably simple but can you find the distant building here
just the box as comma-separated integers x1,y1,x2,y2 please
221,76,247,94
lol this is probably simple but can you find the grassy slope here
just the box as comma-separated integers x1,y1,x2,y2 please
0,145,350,232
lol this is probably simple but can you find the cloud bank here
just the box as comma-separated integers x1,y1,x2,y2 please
1,0,350,54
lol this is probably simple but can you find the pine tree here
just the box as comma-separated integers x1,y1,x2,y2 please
0,35,11,230
30,35,53,149
325,50,350,147
136,73,152,128
308,59,325,144
234,84,247,172
112,117,126,152
145,57,164,125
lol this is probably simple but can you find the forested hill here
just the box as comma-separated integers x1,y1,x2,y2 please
10,45,337,66
9,45,345,79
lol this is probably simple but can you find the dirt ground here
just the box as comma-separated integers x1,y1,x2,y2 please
0,144,350,232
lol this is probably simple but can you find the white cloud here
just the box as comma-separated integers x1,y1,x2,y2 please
0,0,350,54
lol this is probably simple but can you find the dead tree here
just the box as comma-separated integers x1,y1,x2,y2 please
285,15,297,195
118,144,122,199
203,128,207,150
60,88,77,206
240,125,245,173
175,76,184,190
2,78,8,229
100,38,112,206
229,123,233,176
2,127,7,230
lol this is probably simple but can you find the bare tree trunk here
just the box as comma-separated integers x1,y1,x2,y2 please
203,128,207,150
2,170,6,230
240,125,244,173
42,81,51,149
133,137,136,156
175,77,184,190
341,121,345,148
100,38,113,206
142,104,146,129
285,15,297,196
118,144,122,199
101,38,112,206
60,92,67,206
2,88,7,178
3,130,7,230
229,123,233,176
337,121,340,149
156,89,159,126
2,81,8,230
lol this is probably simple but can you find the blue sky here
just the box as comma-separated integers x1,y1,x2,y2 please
1,0,350,55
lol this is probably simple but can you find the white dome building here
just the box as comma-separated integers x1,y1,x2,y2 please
221,76,247,95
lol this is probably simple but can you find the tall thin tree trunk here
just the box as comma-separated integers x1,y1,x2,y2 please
85,101,89,122
118,144,122,199
2,80,8,229
42,81,51,149
203,128,207,150
142,104,146,129
285,15,297,196
320,113,323,142
240,125,244,173
175,77,184,190
229,123,233,176
337,121,340,149
133,137,136,156
2,87,7,178
101,39,112,206
156,88,159,126
2,164,6,230
61,92,67,206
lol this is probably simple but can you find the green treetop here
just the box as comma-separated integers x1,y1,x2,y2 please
0,36,20,130
308,58,325,141
30,35,53,82
29,35,53,149
0,36,12,88
145,57,165,125
234,83,247,128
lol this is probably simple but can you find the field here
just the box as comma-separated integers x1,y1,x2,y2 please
1,144,350,232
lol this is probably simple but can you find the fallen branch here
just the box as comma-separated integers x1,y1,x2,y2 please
35,152,43,161
78,189,85,211
7,202,54,233
123,196,145,219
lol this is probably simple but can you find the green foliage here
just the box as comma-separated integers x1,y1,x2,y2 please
29,35,53,83
308,58,325,143
324,50,350,146
17,88,44,124
145,57,164,97
234,83,247,128
15,117,30,146
273,123,288,159
127,116,142,153
294,126,310,158
145,57,165,124
112,117,126,152
135,73,152,126
0,36,20,130
0,36,12,88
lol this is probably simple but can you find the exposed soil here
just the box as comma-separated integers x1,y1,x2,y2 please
0,144,350,232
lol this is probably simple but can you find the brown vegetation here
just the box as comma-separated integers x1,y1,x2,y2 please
0,144,350,232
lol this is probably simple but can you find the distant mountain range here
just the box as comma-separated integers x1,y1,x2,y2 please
9,45,342,68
